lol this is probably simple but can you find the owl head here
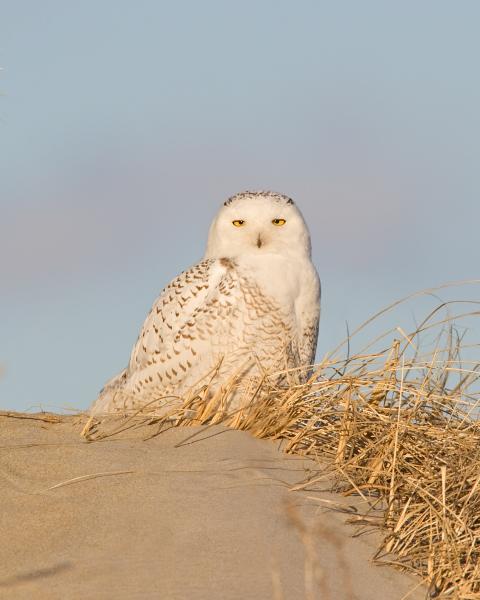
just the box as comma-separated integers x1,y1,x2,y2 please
204,191,312,259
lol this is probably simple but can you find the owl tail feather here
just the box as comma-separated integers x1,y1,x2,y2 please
90,368,128,415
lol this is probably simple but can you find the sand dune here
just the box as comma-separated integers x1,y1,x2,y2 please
0,414,425,599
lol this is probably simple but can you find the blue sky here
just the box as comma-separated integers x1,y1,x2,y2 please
1,1,479,411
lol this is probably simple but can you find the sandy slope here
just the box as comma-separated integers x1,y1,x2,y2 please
0,415,425,600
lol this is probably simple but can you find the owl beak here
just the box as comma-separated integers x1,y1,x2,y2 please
256,234,263,248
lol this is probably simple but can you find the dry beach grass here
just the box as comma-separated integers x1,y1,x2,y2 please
84,282,480,599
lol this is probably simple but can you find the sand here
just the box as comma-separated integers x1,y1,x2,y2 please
0,414,425,599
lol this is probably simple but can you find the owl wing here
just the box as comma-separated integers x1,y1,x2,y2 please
91,258,242,414
295,270,321,369
298,319,320,366
128,258,238,372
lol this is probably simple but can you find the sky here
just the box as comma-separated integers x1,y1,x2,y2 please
1,1,479,412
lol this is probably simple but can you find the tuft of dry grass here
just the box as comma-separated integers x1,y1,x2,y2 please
85,285,480,599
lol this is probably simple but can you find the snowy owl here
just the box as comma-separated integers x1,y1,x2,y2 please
91,191,320,416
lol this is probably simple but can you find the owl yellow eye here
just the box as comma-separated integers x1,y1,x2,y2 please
272,218,286,226
232,220,245,227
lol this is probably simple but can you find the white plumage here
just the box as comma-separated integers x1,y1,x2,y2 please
91,191,320,416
